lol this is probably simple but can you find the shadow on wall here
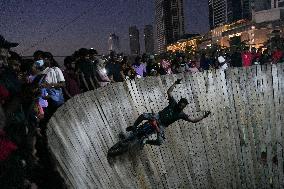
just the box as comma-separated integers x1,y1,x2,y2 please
47,64,284,189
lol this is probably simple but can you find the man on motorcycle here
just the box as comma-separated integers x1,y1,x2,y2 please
126,79,211,147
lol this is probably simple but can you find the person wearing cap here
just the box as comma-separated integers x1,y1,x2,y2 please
0,35,19,68
146,55,160,76
126,79,211,147
0,36,22,96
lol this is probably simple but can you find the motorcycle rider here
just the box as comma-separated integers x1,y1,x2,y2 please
126,79,211,147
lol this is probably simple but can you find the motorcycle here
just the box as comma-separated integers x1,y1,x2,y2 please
107,114,160,158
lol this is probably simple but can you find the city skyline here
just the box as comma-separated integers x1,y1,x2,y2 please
1,0,209,56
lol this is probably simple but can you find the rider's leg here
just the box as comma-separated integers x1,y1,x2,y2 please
133,114,147,128
127,113,152,131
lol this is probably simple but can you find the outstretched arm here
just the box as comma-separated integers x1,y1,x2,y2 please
183,111,211,123
167,79,182,98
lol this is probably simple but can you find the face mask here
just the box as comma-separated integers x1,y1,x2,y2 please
35,59,44,67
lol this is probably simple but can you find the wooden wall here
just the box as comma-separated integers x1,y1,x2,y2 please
47,64,284,189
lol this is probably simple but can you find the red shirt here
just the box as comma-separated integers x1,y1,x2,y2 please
242,51,253,67
272,50,283,63
0,130,18,161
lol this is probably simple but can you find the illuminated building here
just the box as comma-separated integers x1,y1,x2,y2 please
108,33,120,53
252,0,284,23
208,0,252,29
155,0,185,53
167,19,284,52
129,26,140,55
166,37,200,52
144,25,155,54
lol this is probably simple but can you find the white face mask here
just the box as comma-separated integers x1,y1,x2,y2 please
35,59,44,67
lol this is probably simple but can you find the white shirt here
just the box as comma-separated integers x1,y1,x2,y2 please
42,67,65,84
218,56,228,70
220,63,228,70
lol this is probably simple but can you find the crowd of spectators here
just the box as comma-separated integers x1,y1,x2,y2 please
0,34,283,188
0,36,66,189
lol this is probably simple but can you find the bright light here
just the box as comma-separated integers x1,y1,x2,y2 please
102,68,107,74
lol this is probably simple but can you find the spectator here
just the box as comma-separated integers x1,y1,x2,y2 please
25,59,49,117
0,57,23,97
272,47,283,64
132,56,147,78
200,53,212,71
255,47,262,60
160,58,173,75
251,47,257,60
95,57,111,87
89,49,98,61
0,35,18,68
242,47,253,67
88,49,100,87
1,56,23,102
187,62,199,74
173,56,187,73
146,55,160,76
121,59,137,80
0,84,9,105
230,47,242,67
141,53,148,66
260,49,272,64
40,52,65,116
217,50,228,70
253,57,261,65
76,48,97,91
105,51,124,82
63,56,81,99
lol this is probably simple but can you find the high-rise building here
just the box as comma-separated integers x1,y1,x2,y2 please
209,0,252,29
129,26,140,55
252,0,284,23
144,25,155,54
279,0,284,8
252,0,284,10
155,0,185,53
108,33,120,53
251,0,271,11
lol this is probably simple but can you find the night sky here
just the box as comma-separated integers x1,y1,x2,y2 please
1,0,209,56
